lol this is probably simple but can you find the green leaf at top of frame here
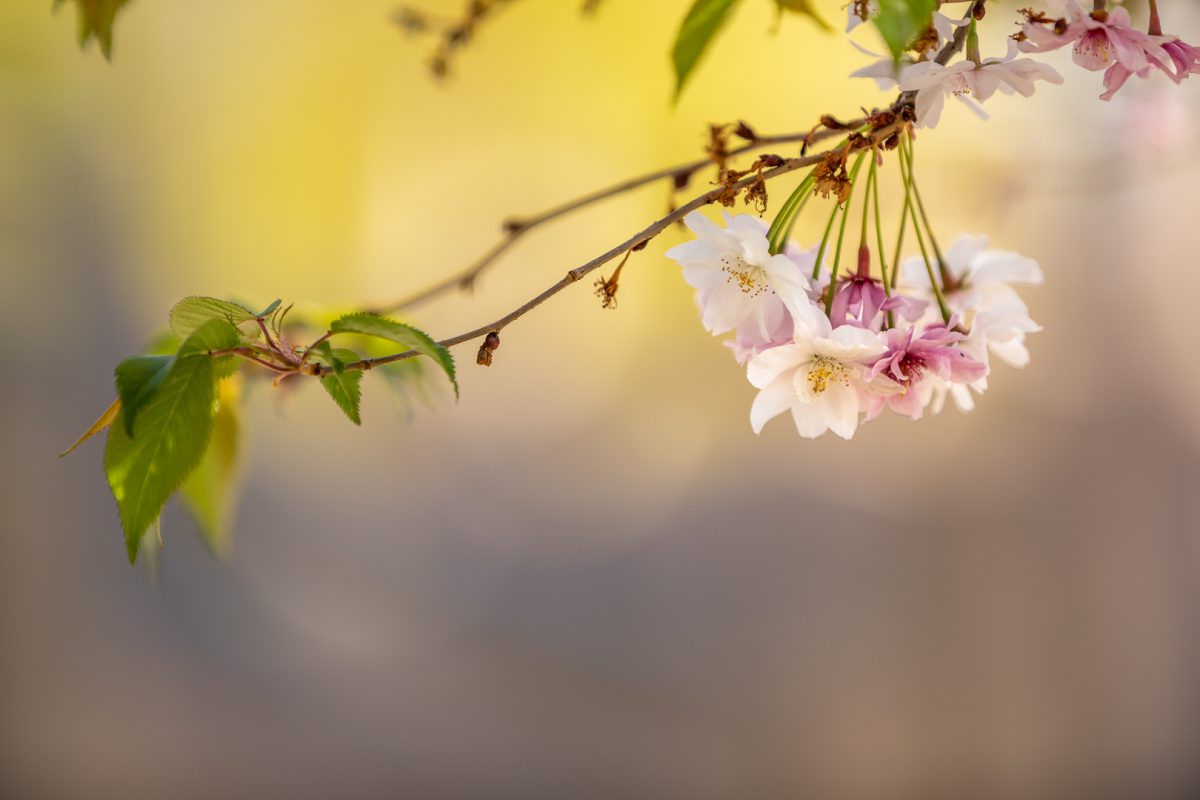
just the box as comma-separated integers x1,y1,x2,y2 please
53,0,134,61
169,296,260,340
330,313,458,398
873,0,936,60
773,0,831,31
671,0,743,100
104,318,240,564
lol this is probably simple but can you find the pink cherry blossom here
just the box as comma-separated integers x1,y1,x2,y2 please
1162,38,1200,77
829,246,888,329
864,323,989,421
1020,4,1176,99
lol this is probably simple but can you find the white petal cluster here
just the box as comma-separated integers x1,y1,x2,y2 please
664,212,810,340
898,42,1064,128
667,214,1043,440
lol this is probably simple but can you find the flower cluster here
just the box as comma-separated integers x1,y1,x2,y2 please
666,212,1041,439
849,0,1199,128
1018,1,1199,101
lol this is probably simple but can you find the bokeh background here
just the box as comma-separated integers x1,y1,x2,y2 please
3,1,1200,797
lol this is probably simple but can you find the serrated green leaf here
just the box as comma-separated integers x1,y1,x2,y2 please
169,296,259,340
319,364,363,426
671,0,742,99
104,319,240,564
115,354,174,436
181,374,244,556
54,0,133,60
873,0,936,60
330,312,458,398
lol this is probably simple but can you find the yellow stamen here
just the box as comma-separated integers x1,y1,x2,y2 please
807,355,849,395
719,254,768,297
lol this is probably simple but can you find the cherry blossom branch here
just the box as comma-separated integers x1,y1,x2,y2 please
314,120,909,377
368,122,867,314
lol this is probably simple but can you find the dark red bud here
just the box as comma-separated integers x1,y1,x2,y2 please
857,245,871,279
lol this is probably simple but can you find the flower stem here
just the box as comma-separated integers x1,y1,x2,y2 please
1147,0,1162,36
860,156,873,251
966,17,982,66
767,173,815,255
898,139,951,323
890,182,910,291
812,198,840,282
869,152,892,299
902,133,953,290
768,135,855,255
825,151,868,314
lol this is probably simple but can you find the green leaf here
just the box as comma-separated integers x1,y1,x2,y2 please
169,296,259,340
773,0,831,31
115,355,174,436
181,375,244,556
318,348,364,425
253,298,282,318
671,0,743,100
53,0,133,60
104,319,240,564
873,0,936,60
144,330,181,356
330,312,458,398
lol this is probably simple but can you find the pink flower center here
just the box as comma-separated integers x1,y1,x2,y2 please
1073,30,1115,71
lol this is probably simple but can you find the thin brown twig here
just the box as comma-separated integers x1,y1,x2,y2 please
210,347,295,374
367,123,866,315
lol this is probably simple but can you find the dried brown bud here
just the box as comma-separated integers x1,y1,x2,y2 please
713,168,742,207
594,248,636,309
744,177,768,214
707,123,733,170
812,150,852,203
909,24,939,57
733,121,758,141
476,331,500,367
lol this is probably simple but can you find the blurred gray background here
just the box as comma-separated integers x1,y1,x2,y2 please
3,1,1200,797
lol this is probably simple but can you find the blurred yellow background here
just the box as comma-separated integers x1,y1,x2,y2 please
2,1,1200,797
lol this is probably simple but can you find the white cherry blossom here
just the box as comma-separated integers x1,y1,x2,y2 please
746,314,887,439
901,234,1044,368
899,41,1064,128
665,212,810,338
